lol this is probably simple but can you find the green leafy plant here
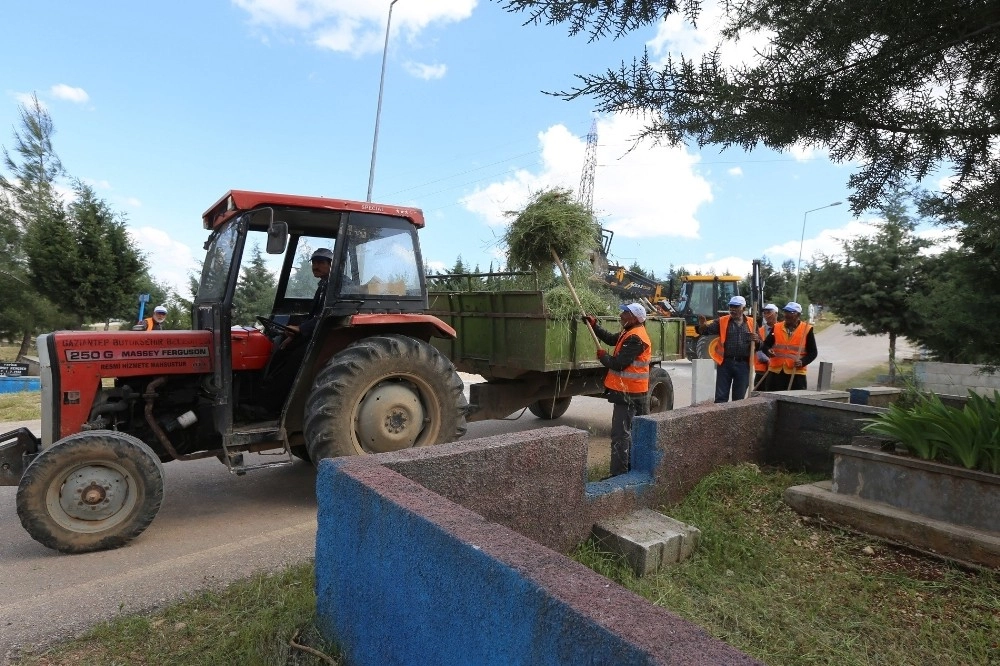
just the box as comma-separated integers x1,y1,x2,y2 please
861,390,1000,473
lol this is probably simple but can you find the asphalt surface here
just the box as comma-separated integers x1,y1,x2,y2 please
0,322,909,662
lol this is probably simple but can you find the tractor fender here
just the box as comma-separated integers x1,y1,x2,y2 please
349,313,457,340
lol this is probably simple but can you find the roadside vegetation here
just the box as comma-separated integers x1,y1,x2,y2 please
14,564,338,666
14,465,999,665
574,464,1000,666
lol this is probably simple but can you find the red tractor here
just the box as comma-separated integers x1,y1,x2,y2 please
0,191,468,554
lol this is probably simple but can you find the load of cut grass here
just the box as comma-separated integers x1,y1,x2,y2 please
503,187,600,274
543,285,617,320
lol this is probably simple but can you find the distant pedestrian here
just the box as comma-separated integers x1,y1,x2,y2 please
133,305,168,331
753,303,779,390
582,303,651,477
696,296,759,402
760,301,818,391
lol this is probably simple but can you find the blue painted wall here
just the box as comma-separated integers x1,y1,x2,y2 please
0,377,40,394
315,461,653,666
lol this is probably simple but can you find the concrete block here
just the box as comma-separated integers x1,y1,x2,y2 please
816,362,833,391
592,508,701,577
849,386,903,407
690,359,716,404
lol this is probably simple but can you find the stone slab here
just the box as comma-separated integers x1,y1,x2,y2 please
784,481,1000,570
592,508,701,576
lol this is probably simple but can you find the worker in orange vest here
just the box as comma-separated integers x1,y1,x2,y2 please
133,305,168,331
583,303,651,477
760,301,818,391
696,296,759,402
753,303,779,389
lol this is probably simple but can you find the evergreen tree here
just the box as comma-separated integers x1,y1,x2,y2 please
806,192,930,381
65,180,144,325
0,94,71,351
906,249,1000,365
233,244,277,326
503,1,1000,223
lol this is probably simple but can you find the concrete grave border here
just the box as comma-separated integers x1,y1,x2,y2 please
314,394,884,665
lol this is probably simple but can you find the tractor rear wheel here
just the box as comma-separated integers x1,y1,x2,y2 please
16,431,164,554
647,367,674,413
303,335,468,460
528,396,572,420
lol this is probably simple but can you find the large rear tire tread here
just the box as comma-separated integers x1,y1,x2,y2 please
528,396,573,420
16,430,164,554
303,335,468,461
696,335,718,360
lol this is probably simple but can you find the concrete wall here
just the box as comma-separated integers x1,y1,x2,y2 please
765,395,884,473
916,361,1000,397
314,393,866,664
315,459,760,666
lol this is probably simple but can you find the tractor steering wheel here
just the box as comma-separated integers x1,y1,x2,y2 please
256,316,294,338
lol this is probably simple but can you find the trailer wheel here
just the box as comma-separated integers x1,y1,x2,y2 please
528,396,572,420
304,335,468,460
16,431,164,554
647,367,674,413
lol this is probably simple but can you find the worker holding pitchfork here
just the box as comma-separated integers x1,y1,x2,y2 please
760,302,818,391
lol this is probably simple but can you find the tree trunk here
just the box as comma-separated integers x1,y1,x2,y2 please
888,331,897,385
15,330,32,362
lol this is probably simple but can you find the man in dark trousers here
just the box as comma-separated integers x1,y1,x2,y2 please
258,247,333,412
696,295,759,402
583,303,651,477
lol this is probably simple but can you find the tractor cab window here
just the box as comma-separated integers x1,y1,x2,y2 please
198,217,242,302
284,236,335,300
339,215,421,298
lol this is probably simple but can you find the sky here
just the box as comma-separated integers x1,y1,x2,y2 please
1,0,954,299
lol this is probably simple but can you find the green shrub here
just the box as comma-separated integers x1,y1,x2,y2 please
861,390,1000,473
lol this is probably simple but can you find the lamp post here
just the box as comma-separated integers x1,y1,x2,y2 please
367,0,401,202
793,201,842,302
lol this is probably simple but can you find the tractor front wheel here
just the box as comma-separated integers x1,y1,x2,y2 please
303,335,468,460
16,431,164,554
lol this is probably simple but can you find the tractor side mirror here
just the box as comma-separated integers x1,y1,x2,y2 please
266,221,288,254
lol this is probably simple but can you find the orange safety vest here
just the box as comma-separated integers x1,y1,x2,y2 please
753,324,770,373
708,314,755,366
768,321,811,375
603,324,652,395
138,318,154,331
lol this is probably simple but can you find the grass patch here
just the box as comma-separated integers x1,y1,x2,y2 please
0,391,41,421
573,464,1000,666
831,360,915,391
15,563,339,666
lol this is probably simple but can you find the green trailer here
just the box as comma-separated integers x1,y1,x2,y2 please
427,289,685,422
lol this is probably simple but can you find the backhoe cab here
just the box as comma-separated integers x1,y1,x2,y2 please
1,190,468,554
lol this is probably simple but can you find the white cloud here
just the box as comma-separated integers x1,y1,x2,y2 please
647,0,774,69
727,166,742,177
233,0,476,55
128,226,198,295
13,92,46,110
461,114,713,246
50,84,89,104
404,61,446,80
125,197,143,208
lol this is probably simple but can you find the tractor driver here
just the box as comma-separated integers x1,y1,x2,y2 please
258,248,333,412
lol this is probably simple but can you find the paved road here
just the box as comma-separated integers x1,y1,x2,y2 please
0,323,904,662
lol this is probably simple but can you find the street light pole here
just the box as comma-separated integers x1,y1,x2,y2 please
367,0,400,203
793,201,842,302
